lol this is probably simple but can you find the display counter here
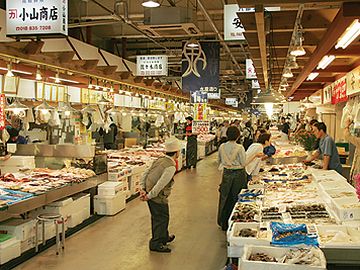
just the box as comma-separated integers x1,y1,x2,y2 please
227,162,360,267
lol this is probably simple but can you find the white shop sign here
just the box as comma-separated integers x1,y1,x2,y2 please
136,55,168,77
225,98,238,107
224,4,246,41
246,59,257,80
6,0,68,36
323,85,332,104
252,80,260,89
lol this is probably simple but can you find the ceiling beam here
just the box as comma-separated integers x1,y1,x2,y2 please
316,65,351,73
328,45,360,57
287,2,360,97
254,5,268,89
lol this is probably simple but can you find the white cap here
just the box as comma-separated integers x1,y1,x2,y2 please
165,137,181,152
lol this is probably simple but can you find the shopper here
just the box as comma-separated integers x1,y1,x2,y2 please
305,122,342,174
242,121,254,150
217,126,247,231
309,119,320,150
280,117,290,139
246,133,271,179
344,119,360,185
294,118,306,134
140,137,180,253
218,120,229,146
185,116,197,169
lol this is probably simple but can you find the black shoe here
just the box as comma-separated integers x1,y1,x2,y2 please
150,245,171,253
167,235,175,243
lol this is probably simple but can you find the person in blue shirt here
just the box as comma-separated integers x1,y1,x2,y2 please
305,122,342,174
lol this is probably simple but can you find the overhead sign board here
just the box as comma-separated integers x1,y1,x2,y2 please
6,0,68,36
331,77,347,104
136,55,168,77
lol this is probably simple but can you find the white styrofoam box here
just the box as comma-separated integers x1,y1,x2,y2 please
318,180,350,192
67,211,84,229
0,237,21,264
331,197,360,221
71,193,90,214
227,223,269,258
240,245,327,270
0,219,36,242
98,182,124,196
0,156,35,167
317,225,360,248
20,236,36,253
312,170,347,183
94,191,126,216
108,172,125,181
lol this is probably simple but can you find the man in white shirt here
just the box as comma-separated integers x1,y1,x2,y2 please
140,138,180,253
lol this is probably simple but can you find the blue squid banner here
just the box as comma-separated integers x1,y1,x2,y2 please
182,41,220,100
237,91,253,110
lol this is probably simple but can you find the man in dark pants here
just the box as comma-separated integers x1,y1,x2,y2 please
140,137,180,253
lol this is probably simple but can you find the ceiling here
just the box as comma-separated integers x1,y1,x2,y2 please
0,0,359,103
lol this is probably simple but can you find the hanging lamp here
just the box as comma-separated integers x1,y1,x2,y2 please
5,98,29,115
34,100,54,113
283,68,294,78
142,0,160,8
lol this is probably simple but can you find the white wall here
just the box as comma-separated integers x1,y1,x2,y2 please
283,102,301,114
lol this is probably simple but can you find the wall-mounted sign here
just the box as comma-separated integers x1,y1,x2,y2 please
346,65,360,96
182,42,220,97
252,80,260,89
136,55,168,76
6,0,68,36
332,77,347,104
323,85,332,105
225,98,238,107
224,4,246,41
246,59,257,79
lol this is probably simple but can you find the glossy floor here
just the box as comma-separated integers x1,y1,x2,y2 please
15,154,227,270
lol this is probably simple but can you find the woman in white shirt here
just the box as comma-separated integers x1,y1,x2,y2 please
217,126,246,231
246,133,271,180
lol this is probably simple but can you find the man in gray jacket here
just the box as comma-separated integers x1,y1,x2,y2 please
140,137,180,253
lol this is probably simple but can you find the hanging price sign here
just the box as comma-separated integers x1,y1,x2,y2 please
0,95,6,130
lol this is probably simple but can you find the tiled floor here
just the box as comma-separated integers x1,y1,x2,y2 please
15,154,227,270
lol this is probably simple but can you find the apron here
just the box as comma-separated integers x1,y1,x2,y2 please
186,135,197,167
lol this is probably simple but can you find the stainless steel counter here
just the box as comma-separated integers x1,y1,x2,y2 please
15,144,95,158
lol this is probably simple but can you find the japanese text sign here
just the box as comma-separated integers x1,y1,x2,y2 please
193,103,208,121
346,65,360,96
6,0,68,36
246,59,257,79
224,4,246,41
136,55,168,76
332,77,348,104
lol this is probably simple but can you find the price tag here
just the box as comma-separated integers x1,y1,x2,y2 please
278,205,287,213
306,224,318,237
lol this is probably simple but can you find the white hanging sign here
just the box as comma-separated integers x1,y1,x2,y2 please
136,55,168,76
6,0,68,36
246,59,257,79
224,4,246,41
252,80,260,89
225,98,239,107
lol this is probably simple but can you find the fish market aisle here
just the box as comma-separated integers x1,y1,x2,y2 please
15,154,227,270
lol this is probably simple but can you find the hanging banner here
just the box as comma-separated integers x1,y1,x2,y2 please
6,0,68,36
224,4,246,41
200,86,221,99
193,103,208,121
238,91,253,110
225,98,238,107
332,77,347,104
0,95,5,130
246,59,257,79
346,65,360,96
136,55,168,76
182,42,220,100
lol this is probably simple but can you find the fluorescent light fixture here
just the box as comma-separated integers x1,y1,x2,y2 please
6,63,14,77
36,66,42,80
283,68,294,78
335,19,360,49
95,85,100,90
54,71,61,83
50,76,79,84
0,67,32,76
307,72,319,81
280,79,289,87
142,0,160,8
317,55,335,70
